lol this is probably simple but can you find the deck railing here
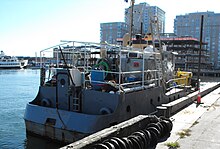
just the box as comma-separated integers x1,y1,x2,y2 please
39,41,163,92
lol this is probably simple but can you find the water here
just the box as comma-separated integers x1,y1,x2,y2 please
0,69,62,149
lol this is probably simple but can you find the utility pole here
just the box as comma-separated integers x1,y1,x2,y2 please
197,15,204,90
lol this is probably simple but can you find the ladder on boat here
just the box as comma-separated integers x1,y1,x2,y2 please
70,86,81,112
149,16,164,85
73,97,80,112
155,55,163,79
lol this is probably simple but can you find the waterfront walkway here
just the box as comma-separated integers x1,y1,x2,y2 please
157,83,220,149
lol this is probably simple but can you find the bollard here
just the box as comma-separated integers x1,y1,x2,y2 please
197,91,201,104
197,79,201,104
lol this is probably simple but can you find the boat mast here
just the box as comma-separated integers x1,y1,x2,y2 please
129,0,135,45
35,52,37,64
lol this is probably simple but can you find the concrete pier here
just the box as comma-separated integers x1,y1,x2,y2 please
158,82,220,117
156,83,220,148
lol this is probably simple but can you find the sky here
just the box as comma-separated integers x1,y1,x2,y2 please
0,0,220,57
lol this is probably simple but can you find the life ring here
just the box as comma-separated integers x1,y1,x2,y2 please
96,58,110,72
94,58,111,80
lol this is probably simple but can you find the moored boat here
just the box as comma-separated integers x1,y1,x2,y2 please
0,51,22,69
24,37,192,143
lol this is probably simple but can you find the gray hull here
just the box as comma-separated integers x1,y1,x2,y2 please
24,86,186,143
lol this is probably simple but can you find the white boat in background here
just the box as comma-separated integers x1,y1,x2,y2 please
0,51,22,69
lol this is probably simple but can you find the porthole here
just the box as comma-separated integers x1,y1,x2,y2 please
126,105,131,112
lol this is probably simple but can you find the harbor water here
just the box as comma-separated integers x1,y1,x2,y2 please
0,69,62,149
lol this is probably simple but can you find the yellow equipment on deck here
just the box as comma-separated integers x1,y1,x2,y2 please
175,69,193,86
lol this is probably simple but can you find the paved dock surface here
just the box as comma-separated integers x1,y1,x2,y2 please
156,83,220,149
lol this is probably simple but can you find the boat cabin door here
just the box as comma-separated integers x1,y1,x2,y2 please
56,70,70,110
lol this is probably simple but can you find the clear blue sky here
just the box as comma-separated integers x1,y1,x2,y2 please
0,0,220,56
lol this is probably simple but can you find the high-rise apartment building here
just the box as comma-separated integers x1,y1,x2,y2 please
100,2,165,44
174,12,220,69
100,22,128,44
125,2,165,35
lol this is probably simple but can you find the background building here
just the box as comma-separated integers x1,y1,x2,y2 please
100,22,128,44
160,36,212,73
100,2,165,44
174,12,220,69
125,2,165,35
